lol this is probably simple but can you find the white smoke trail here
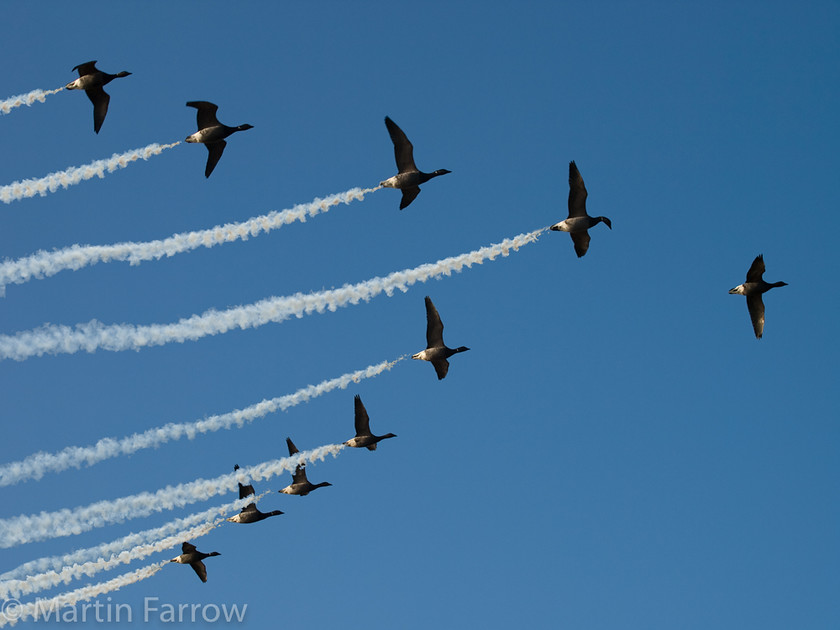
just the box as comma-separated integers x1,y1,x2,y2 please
0,227,546,361
0,87,64,115
0,186,381,296
0,142,180,204
0,493,266,600
0,357,402,486
0,444,344,548
0,496,260,583
0,562,165,627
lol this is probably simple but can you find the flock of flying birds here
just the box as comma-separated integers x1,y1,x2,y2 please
57,58,789,582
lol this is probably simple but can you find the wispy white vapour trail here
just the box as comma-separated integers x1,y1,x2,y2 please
0,497,259,583
0,358,402,486
0,228,546,361
0,87,64,115
0,142,180,204
0,186,381,295
0,444,344,548
0,562,165,627
0,494,266,600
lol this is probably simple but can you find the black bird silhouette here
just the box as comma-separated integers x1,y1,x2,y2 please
729,254,788,339
65,61,131,133
185,101,253,177
279,437,332,495
226,503,284,524
344,395,396,451
170,542,220,583
379,116,450,209
412,296,470,380
549,161,612,257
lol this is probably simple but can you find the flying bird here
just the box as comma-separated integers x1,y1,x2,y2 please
226,502,284,524
279,437,332,495
65,61,131,134
729,254,788,339
233,464,255,500
170,542,220,583
549,161,612,257
185,101,253,177
412,296,470,380
380,116,451,209
344,395,396,451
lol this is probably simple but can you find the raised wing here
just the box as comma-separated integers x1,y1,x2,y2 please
353,394,371,436
746,254,765,283
186,101,221,130
291,464,308,485
72,61,98,77
181,541,197,554
568,161,588,218
385,116,417,173
424,296,445,348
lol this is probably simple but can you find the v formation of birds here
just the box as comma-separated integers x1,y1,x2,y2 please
19,60,788,584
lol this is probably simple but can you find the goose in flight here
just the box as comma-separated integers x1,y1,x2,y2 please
380,116,450,209
549,161,612,257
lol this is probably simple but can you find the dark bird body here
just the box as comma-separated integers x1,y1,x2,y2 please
65,61,131,133
412,296,469,380
170,542,220,583
226,503,284,524
344,395,396,451
729,254,787,339
279,437,332,495
380,116,450,209
549,161,612,257
185,101,253,177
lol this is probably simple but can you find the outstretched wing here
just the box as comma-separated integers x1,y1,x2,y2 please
746,255,765,283
85,86,110,134
568,161,588,218
431,358,450,380
385,116,417,173
400,186,421,210
72,61,98,77
190,560,208,583
204,140,226,178
186,101,221,130
570,230,591,258
424,296,445,347
354,395,371,436
746,294,765,339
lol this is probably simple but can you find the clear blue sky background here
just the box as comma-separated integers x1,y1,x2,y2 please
1,2,838,628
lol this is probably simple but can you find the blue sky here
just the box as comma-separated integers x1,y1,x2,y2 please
1,2,838,628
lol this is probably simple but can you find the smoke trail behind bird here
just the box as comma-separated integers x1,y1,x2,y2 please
0,497,259,583
0,142,180,204
0,87,64,115
0,358,402,486
0,444,344,548
0,228,546,361
0,493,266,600
0,562,165,627
0,186,381,296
